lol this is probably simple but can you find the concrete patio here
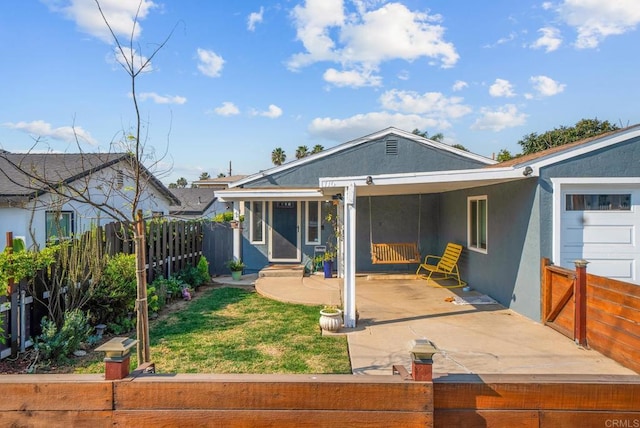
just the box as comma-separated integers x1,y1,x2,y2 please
250,272,637,377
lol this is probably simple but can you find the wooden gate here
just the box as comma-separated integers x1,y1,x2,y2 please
541,259,576,339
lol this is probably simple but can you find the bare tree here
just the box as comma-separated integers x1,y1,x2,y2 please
0,0,176,364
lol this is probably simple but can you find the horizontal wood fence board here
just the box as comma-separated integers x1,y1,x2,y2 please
540,411,640,428
588,287,640,320
434,410,540,428
0,376,112,411
113,410,432,428
434,375,640,411
587,318,640,374
0,410,112,428
116,375,432,411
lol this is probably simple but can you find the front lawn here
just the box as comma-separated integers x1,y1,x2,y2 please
74,286,352,374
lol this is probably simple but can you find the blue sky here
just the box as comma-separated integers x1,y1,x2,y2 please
1,1,639,184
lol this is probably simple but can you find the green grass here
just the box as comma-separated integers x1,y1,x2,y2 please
74,287,352,374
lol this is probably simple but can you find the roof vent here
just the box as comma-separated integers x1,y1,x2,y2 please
386,140,398,155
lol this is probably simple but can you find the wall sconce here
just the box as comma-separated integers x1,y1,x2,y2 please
366,176,373,185
522,166,533,176
332,193,343,201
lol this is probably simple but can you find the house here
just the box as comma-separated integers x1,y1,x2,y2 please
168,188,226,220
0,152,179,249
218,125,640,328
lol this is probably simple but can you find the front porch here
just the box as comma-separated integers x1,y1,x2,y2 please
255,273,637,376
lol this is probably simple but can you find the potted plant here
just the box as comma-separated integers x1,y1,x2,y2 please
322,251,335,279
319,305,343,332
226,259,245,281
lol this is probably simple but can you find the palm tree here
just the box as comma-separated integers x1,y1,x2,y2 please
271,147,286,165
311,144,324,154
295,145,309,159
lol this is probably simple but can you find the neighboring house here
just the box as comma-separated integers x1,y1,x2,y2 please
0,152,179,249
218,125,640,328
168,188,226,220
193,175,248,190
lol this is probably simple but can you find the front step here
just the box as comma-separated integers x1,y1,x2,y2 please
259,264,305,278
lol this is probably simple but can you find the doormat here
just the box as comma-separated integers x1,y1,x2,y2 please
452,295,498,305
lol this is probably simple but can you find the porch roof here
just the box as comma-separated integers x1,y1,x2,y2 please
319,165,536,197
216,165,534,200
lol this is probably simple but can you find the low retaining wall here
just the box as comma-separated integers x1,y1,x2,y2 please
2,372,639,427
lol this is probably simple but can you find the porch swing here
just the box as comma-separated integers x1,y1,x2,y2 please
369,196,422,265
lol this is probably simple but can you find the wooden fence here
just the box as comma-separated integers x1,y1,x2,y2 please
1,219,206,359
542,258,640,374
1,372,639,427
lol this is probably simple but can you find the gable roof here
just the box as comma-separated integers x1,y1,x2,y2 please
169,188,217,215
0,152,179,205
231,127,496,188
491,124,640,170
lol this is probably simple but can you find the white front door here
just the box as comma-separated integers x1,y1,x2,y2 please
560,184,640,283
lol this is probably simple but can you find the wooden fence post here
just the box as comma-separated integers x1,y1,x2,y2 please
573,259,589,347
541,257,551,323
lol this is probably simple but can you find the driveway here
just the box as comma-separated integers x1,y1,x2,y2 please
253,274,637,376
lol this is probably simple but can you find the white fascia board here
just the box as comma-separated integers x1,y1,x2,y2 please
215,188,326,202
319,166,532,188
527,126,640,170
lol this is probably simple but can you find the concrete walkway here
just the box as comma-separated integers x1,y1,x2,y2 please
253,274,638,377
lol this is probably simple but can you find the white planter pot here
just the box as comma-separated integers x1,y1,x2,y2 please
319,309,343,332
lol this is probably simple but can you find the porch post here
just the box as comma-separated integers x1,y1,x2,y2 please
232,201,242,261
574,259,589,347
343,183,357,328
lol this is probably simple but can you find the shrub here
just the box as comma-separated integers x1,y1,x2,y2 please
197,256,210,284
35,309,92,365
86,253,136,328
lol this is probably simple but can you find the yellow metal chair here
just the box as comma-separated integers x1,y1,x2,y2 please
416,243,466,287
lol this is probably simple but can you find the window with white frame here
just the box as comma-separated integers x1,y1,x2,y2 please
305,201,320,244
45,211,74,243
250,201,265,244
468,196,487,253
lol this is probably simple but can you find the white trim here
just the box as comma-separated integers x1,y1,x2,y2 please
249,201,266,244
231,127,496,188
268,201,301,263
551,177,640,264
320,166,533,189
305,200,321,245
216,188,325,202
467,195,488,254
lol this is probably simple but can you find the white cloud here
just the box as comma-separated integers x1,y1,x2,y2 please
471,105,527,131
139,92,186,104
113,47,153,73
489,79,516,98
197,48,225,77
530,75,566,96
542,2,554,10
308,112,441,141
214,102,240,116
397,70,410,80
558,0,640,48
288,1,458,85
452,80,468,91
323,68,381,87
531,27,562,52
379,89,471,119
252,104,283,119
43,0,156,43
3,120,99,146
247,6,264,31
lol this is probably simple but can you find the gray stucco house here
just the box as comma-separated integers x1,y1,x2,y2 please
217,126,640,327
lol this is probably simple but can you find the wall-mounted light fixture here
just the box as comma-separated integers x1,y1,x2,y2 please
332,193,343,201
366,176,373,185
522,166,533,176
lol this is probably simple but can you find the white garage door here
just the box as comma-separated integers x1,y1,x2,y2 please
560,186,639,283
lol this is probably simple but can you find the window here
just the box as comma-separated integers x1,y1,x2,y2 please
468,196,487,253
565,194,631,211
306,201,320,244
45,211,74,243
250,201,265,244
